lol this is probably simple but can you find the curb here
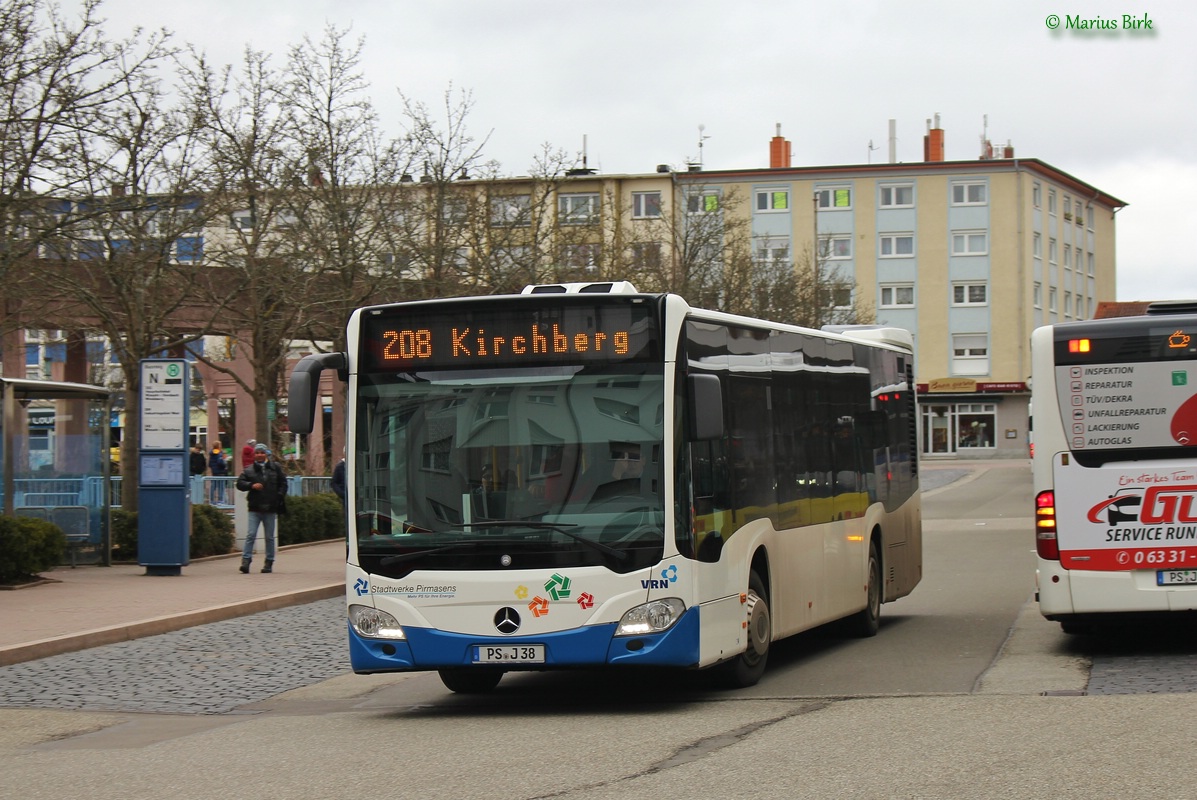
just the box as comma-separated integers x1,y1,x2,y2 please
0,583,342,667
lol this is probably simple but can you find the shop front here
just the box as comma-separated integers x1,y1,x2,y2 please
918,379,1030,459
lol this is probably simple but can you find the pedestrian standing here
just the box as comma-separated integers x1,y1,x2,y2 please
235,443,288,574
330,449,346,507
208,445,228,476
189,445,207,476
241,438,256,470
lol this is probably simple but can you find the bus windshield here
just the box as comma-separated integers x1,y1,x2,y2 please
354,365,665,577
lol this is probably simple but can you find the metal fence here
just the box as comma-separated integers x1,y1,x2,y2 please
108,475,335,510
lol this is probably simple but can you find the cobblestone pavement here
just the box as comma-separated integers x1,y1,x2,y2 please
0,598,348,715
1084,624,1197,695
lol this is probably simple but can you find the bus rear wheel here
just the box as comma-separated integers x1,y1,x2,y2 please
438,668,504,694
845,540,882,638
718,570,770,688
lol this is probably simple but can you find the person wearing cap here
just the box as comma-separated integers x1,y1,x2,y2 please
241,438,257,470
235,443,288,573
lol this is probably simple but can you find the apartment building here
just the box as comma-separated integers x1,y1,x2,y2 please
544,122,1124,459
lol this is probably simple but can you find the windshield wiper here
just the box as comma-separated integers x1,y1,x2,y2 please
472,521,628,562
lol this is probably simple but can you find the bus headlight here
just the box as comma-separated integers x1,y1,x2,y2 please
615,598,686,636
349,604,406,639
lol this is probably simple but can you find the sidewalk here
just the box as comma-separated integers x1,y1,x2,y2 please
0,540,345,666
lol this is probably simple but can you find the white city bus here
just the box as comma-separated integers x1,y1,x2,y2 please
290,283,922,692
1032,301,1197,633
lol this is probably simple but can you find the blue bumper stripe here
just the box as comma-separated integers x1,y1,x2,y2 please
349,606,701,673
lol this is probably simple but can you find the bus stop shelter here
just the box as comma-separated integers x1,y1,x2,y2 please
1,377,113,566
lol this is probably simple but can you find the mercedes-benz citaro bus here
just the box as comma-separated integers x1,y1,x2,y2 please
1032,300,1197,633
290,282,922,692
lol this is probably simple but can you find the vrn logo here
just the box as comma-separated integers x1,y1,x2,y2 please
642,565,678,589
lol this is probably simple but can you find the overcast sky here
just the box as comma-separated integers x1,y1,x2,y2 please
88,0,1196,303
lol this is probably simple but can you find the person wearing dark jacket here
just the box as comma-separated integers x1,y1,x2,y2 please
189,445,207,476
235,443,288,573
330,451,346,507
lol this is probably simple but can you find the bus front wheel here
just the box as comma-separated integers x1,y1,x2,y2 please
438,668,504,694
719,570,770,688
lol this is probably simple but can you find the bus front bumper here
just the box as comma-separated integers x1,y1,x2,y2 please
348,606,701,673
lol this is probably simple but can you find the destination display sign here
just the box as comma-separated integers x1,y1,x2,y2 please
1054,326,1197,451
359,301,659,371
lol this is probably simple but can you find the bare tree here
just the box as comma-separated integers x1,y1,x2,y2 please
0,0,174,335
18,25,232,509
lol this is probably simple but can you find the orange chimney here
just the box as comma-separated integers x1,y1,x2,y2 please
769,123,791,169
923,114,945,162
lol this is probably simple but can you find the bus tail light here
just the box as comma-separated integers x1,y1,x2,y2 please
1035,490,1060,560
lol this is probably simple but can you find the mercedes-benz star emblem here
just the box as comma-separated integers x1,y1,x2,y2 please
494,607,521,634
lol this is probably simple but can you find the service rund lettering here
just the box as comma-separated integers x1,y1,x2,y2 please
1105,526,1197,542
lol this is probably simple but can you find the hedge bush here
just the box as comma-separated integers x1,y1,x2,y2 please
110,504,236,561
190,504,236,557
111,508,139,560
279,493,345,545
0,515,67,583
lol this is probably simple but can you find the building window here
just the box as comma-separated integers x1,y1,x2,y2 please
957,404,997,448
175,236,203,263
631,242,662,270
1034,282,1043,309
879,233,914,257
952,283,988,306
880,284,915,308
490,194,530,227
491,245,532,274
440,196,468,225
820,236,851,259
230,209,255,230
951,230,988,255
1032,182,1041,208
827,283,853,309
558,193,600,225
686,191,720,214
1048,238,1057,264
1064,291,1073,318
1033,232,1042,258
951,182,987,205
879,184,914,207
1075,199,1084,225
815,186,852,210
560,243,600,271
632,191,662,219
1087,206,1094,229
1048,189,1057,214
755,189,790,212
951,334,989,376
1049,287,1058,312
754,237,791,267
1063,244,1071,268
1063,195,1072,221
1088,252,1095,276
